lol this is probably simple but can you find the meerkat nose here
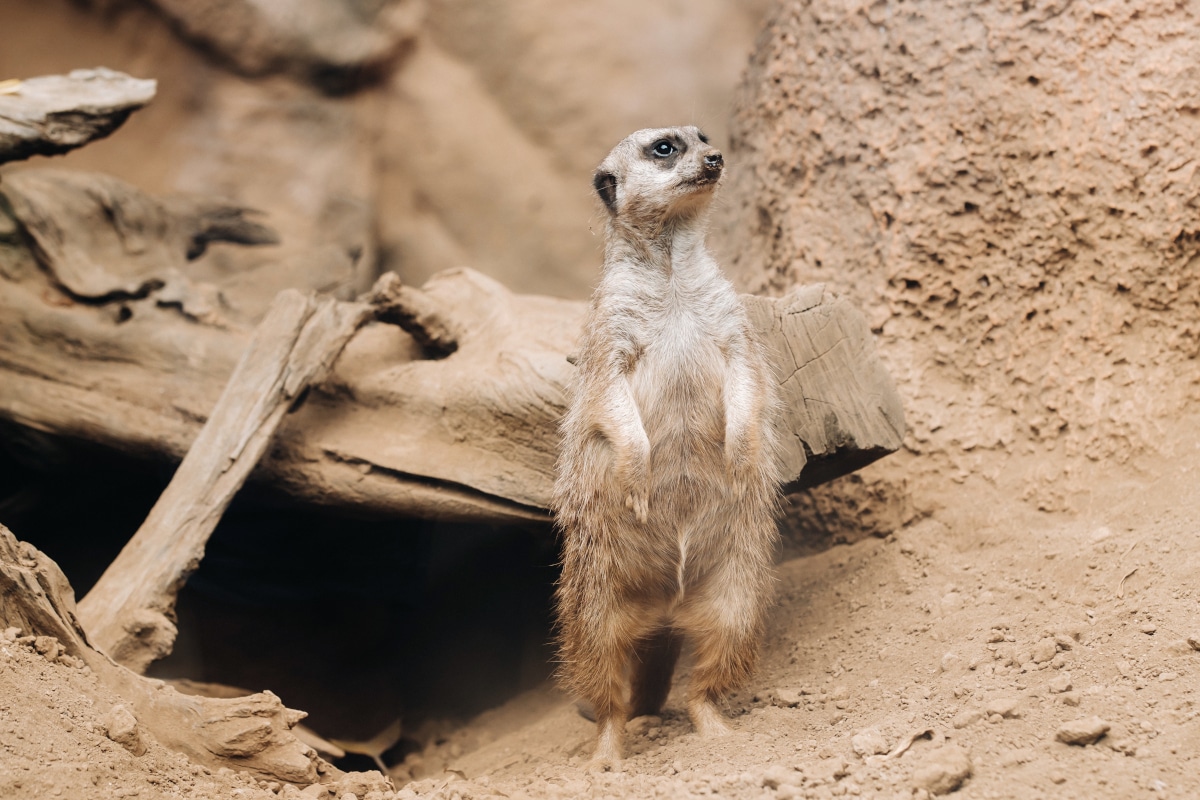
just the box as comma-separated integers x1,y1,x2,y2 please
703,153,724,171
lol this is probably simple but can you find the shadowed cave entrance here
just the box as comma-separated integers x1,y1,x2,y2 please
0,427,560,771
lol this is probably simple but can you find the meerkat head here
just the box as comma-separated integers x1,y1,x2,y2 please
593,126,724,227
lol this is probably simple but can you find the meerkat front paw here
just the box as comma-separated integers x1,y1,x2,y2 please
614,441,650,522
624,487,649,523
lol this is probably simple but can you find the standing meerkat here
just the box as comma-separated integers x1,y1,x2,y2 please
554,126,782,768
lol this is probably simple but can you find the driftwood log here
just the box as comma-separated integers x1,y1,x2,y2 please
0,168,905,524
0,68,156,164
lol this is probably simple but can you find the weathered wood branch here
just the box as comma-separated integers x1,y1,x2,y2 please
0,169,905,524
0,68,156,164
0,524,329,784
77,288,375,673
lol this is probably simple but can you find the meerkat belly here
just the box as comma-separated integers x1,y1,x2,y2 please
628,323,731,590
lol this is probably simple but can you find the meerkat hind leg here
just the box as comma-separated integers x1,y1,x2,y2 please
569,604,648,770
678,577,763,737
629,626,683,718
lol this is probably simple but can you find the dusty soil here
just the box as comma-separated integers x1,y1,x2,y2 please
4,435,1199,799
378,447,1200,800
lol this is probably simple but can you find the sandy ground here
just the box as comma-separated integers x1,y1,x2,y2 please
386,456,1200,799
5,438,1197,800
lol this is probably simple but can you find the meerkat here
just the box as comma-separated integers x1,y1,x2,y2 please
554,126,782,768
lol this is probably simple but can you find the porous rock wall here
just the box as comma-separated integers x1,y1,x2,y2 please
718,0,1200,518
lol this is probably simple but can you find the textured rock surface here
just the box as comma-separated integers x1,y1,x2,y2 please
718,0,1200,519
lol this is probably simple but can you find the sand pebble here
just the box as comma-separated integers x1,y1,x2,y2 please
984,696,1020,719
851,728,889,757
101,704,146,757
911,744,972,795
951,709,983,729
1187,636,1200,651
1031,638,1057,663
1056,716,1110,746
774,688,803,707
1048,673,1073,694
625,716,661,736
760,764,794,789
1140,622,1157,635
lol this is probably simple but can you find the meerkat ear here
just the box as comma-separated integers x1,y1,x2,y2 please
593,171,618,213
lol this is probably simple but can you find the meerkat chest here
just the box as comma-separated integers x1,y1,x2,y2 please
629,293,731,416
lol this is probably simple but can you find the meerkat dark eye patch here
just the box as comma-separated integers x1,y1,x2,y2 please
697,131,710,144
593,171,618,213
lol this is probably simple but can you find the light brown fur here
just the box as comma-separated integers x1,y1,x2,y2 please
553,126,782,768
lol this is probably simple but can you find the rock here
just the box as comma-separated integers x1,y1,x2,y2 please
984,696,1020,719
101,704,147,757
830,685,851,702
1048,673,1073,694
951,709,983,729
1187,636,1200,651
851,728,889,757
1056,716,1110,746
940,652,963,673
774,688,803,707
1140,621,1157,635
911,745,972,795
1060,692,1081,707
32,635,62,662
142,0,419,90
1031,638,1057,663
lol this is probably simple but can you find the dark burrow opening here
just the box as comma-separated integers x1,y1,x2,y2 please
0,426,560,772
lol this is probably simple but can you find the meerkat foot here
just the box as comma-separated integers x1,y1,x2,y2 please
689,699,732,737
587,719,624,771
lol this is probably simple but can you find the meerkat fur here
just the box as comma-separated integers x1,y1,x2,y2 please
554,126,783,769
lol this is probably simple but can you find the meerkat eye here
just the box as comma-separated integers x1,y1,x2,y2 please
651,140,676,158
